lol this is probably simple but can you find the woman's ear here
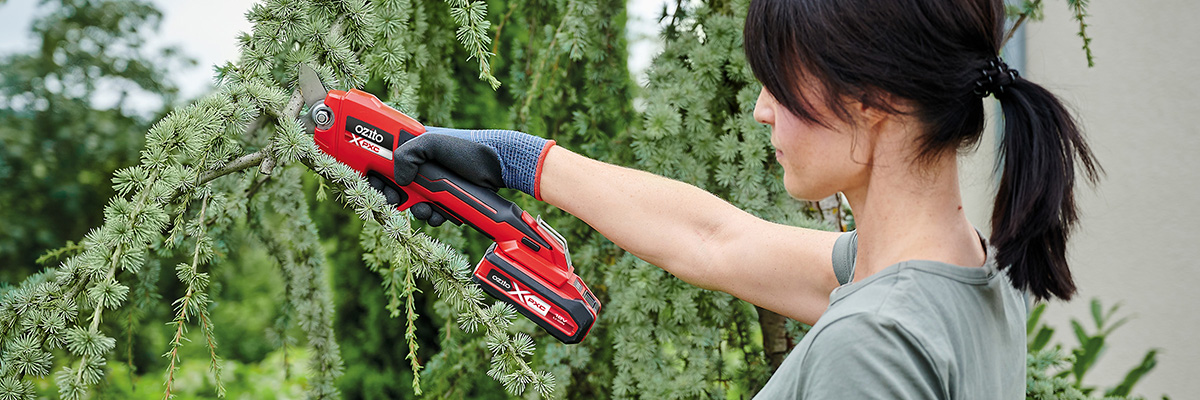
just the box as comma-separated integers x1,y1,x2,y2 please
857,90,907,133
848,91,917,167
844,97,880,167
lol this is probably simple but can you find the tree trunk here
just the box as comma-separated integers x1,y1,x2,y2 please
807,193,845,231
757,306,793,371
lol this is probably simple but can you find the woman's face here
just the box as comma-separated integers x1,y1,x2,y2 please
753,87,871,201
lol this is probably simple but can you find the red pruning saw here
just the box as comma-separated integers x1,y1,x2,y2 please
297,65,600,344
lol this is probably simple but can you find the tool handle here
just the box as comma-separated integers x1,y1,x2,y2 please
397,163,553,251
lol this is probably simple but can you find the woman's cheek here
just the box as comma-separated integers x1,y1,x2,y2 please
778,151,814,200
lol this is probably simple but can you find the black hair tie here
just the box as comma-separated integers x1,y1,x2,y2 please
973,57,1019,98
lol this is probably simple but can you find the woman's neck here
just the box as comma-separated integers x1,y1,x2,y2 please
842,155,986,281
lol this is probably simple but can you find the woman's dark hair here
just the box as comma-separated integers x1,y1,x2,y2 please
744,0,1100,301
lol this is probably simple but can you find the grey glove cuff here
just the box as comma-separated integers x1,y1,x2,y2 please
422,127,555,199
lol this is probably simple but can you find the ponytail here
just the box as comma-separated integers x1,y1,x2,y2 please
991,78,1101,301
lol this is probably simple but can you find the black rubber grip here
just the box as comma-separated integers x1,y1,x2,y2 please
413,163,552,250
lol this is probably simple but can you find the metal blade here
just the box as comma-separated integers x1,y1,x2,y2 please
298,64,328,133
298,64,329,107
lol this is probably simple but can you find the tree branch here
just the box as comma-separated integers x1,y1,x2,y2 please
518,3,575,123
1002,0,1041,49
196,86,306,186
260,89,305,176
198,151,267,185
491,2,519,54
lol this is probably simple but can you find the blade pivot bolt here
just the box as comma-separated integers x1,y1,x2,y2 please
311,102,335,131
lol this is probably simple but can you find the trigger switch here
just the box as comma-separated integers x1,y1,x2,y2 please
431,205,463,226
368,176,385,191
382,186,403,205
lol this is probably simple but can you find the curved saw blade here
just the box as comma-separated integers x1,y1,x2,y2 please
298,64,329,133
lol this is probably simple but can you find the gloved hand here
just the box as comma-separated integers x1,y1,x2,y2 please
393,127,555,226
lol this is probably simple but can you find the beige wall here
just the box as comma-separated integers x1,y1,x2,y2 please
961,0,1200,398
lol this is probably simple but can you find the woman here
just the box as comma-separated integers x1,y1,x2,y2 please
393,0,1099,397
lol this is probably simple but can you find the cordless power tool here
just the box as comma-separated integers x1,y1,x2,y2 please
298,65,600,344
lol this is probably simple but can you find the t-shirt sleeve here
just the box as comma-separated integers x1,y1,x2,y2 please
796,313,944,400
832,231,858,285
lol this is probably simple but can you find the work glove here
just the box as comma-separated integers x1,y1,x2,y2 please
393,127,555,226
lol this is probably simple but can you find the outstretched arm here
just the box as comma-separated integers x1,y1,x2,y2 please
539,146,840,325
394,130,842,324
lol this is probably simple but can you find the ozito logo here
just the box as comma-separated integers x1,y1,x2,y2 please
355,124,385,143
346,116,394,149
487,269,513,291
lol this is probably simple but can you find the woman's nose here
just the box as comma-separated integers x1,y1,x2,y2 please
753,87,775,126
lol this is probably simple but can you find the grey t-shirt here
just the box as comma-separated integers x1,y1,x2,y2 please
754,231,1027,399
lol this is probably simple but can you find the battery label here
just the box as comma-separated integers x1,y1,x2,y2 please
511,281,551,316
487,269,550,316
483,265,581,335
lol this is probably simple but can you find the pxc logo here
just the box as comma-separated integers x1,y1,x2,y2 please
348,135,393,160
507,281,551,317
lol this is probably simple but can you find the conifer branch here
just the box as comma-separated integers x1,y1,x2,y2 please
250,164,345,399
1002,1,1093,64
195,85,306,187
35,241,86,267
66,245,123,394
444,0,501,89
1067,0,1095,67
90,248,123,332
360,222,426,393
193,195,225,397
1003,0,1041,48
126,310,135,383
518,0,579,123
51,163,165,399
403,264,423,394
164,193,217,399
491,2,518,54
199,151,267,184
300,149,550,395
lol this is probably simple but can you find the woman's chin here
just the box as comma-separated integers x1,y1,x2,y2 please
783,179,835,202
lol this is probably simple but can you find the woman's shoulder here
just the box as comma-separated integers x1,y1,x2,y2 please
757,262,1026,398
764,309,945,399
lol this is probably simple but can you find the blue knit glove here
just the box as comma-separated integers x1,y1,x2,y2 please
393,127,555,199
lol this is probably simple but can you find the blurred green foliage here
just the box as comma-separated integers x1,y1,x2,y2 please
0,0,192,281
67,348,310,399
1026,299,1163,400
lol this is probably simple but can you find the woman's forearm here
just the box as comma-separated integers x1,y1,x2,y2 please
539,146,751,287
540,146,840,323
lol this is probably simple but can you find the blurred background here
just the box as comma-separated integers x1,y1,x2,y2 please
1,0,1196,398
958,0,1200,398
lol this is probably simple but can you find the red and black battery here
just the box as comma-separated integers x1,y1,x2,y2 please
307,88,600,344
